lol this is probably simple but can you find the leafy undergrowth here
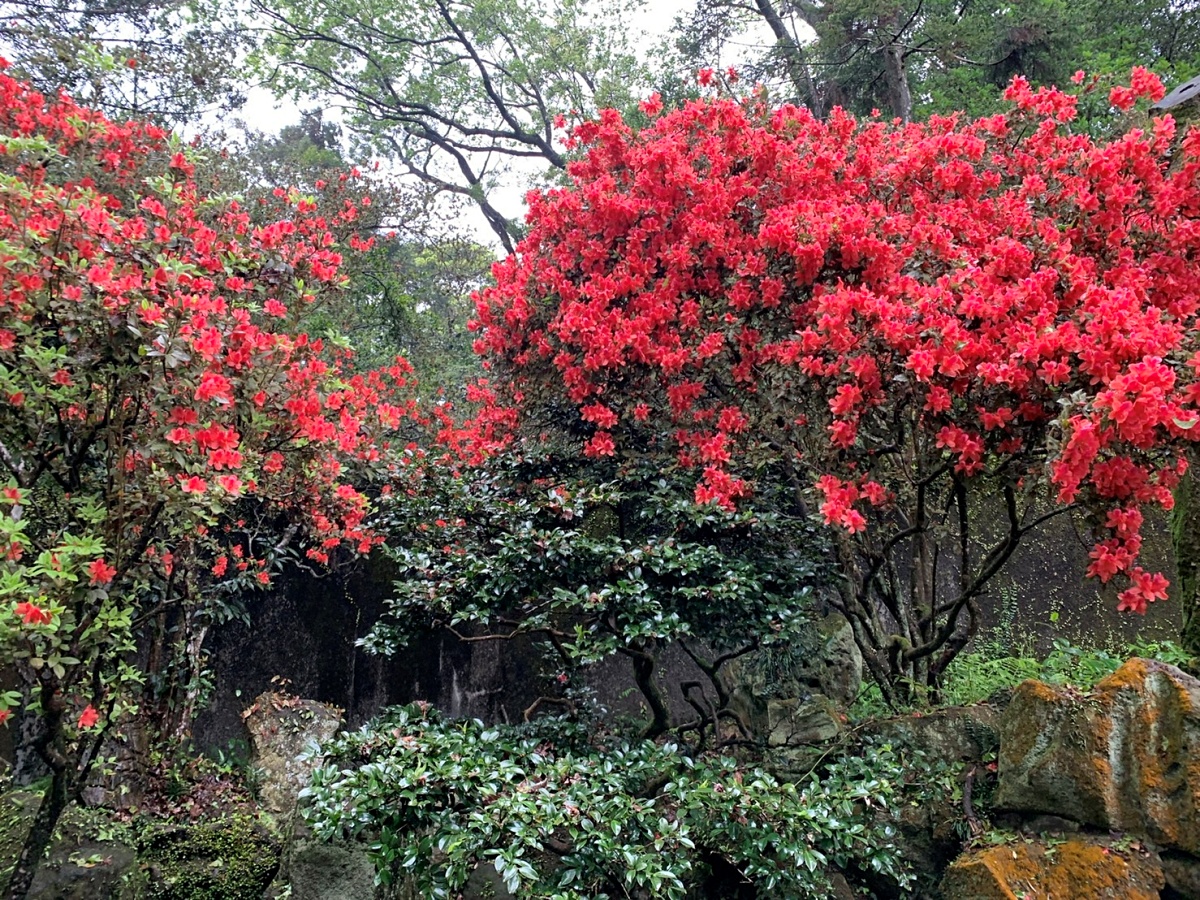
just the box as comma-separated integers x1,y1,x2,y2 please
302,703,913,899
850,638,1191,719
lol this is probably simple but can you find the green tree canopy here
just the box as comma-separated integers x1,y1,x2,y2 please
677,0,1200,122
257,0,654,251
0,0,250,124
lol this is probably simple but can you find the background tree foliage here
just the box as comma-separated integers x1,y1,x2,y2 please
207,114,490,387
256,0,655,251
677,0,1200,122
0,0,250,125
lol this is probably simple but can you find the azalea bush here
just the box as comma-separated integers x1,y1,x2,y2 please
302,703,912,899
0,66,416,897
367,447,831,743
473,70,1200,702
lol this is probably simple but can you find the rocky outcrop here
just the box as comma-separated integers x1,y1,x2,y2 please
866,703,1002,763
243,692,343,820
724,612,861,746
941,837,1164,899
996,658,1200,855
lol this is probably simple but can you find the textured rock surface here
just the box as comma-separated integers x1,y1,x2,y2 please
765,693,843,746
244,691,343,819
866,704,1002,763
996,658,1200,854
1,790,144,899
284,828,380,900
726,612,863,712
941,838,1164,900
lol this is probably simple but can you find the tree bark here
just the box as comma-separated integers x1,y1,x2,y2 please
1174,447,1200,661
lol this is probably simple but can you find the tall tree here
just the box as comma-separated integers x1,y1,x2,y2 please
677,0,1200,122
0,0,250,125
256,0,653,251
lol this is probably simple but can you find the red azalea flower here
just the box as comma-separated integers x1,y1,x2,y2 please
14,602,52,625
88,558,117,586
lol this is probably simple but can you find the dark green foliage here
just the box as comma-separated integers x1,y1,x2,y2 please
367,450,833,739
301,704,912,899
137,815,280,900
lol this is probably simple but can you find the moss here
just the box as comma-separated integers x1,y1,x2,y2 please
0,791,40,895
944,839,1164,899
138,813,280,900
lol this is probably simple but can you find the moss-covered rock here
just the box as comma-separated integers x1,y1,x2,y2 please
0,790,39,894
138,813,280,900
997,658,1200,854
941,837,1164,899
1,791,144,899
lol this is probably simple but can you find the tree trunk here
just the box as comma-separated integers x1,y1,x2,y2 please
5,770,68,900
1174,446,1200,660
7,689,70,900
883,40,913,123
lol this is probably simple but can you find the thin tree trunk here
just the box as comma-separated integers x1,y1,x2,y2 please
883,40,913,122
1174,447,1200,661
7,689,69,900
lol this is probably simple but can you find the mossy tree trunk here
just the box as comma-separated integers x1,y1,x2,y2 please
1173,447,1200,660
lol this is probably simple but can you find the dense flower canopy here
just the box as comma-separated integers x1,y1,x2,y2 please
475,71,1200,619
0,62,418,725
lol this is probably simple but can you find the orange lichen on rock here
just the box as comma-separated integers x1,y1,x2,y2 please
941,839,1164,900
998,658,1200,854
1096,656,1151,693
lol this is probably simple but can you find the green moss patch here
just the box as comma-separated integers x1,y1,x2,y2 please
138,814,280,900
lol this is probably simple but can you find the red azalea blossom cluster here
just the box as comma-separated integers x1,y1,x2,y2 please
0,65,420,724
475,69,1200,617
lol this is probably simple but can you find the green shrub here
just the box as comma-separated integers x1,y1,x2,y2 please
301,704,912,899
851,638,1192,717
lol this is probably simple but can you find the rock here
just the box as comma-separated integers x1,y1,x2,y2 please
996,658,1200,854
941,838,1164,899
1,790,144,900
726,613,863,714
766,693,843,747
865,704,1002,763
285,827,381,900
1161,850,1200,899
29,841,142,900
243,692,343,820
0,790,40,894
138,815,279,899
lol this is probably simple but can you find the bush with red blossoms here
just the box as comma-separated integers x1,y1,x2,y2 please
474,68,1200,701
0,64,417,897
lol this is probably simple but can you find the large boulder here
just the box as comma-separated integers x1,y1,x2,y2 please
243,692,343,820
996,658,1200,855
0,791,144,899
998,657,1200,854
726,612,862,711
941,837,1164,899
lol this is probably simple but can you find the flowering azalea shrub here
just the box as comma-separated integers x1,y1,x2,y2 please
302,703,912,899
473,71,1200,700
0,65,416,896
